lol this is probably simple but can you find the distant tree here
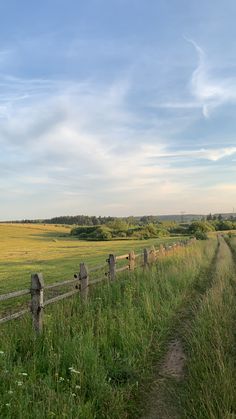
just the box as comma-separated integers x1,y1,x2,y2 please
107,219,129,232
214,220,235,231
189,221,215,235
194,230,208,240
140,215,159,225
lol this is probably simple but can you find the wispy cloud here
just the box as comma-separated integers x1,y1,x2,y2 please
150,146,236,162
1,22,236,219
188,38,236,118
155,38,236,119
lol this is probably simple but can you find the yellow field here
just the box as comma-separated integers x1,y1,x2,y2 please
0,223,181,293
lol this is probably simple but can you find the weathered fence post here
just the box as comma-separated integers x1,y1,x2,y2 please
80,263,89,302
150,246,156,264
159,244,165,256
143,248,149,268
128,250,135,271
30,273,44,334
108,254,116,280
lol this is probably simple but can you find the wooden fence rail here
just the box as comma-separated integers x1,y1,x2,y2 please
0,238,196,333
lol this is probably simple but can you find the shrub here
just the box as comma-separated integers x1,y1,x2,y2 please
194,229,208,240
189,221,214,235
71,226,112,240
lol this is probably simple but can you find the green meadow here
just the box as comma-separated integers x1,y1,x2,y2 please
0,223,182,293
1,226,236,418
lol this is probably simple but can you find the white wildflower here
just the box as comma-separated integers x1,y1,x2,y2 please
19,372,28,376
71,393,76,397
8,390,13,394
69,367,80,374
17,381,23,386
75,385,81,389
59,377,65,382
5,403,10,407
0,351,4,355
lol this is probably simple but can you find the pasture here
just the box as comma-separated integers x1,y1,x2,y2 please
1,226,236,418
0,223,181,293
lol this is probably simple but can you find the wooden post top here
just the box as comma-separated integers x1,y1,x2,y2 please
79,263,88,280
31,273,44,290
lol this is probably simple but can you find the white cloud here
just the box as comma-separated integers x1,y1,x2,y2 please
0,47,236,218
150,146,236,162
188,38,236,118
155,38,236,119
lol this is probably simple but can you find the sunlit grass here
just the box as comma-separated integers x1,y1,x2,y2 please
0,239,217,418
0,223,186,293
179,237,236,418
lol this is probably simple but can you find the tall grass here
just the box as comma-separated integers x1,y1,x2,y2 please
0,240,216,418
179,237,236,418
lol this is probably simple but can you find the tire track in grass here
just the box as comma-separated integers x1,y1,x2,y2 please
224,234,236,270
139,237,220,419
222,234,236,302
176,236,236,419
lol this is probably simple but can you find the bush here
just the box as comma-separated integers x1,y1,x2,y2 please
94,226,112,240
71,226,112,241
189,221,214,235
194,229,208,240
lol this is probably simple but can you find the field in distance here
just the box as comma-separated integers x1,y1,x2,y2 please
0,223,184,293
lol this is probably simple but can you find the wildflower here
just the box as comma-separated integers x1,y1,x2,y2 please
75,385,81,389
0,351,4,355
59,377,65,382
71,393,76,397
8,390,13,394
19,372,28,376
5,403,10,407
17,381,23,386
69,367,80,374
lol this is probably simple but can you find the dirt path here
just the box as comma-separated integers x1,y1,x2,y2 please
140,238,221,419
225,235,236,268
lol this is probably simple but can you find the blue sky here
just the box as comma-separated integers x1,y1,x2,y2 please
1,0,236,219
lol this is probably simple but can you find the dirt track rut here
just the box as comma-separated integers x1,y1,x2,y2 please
140,237,221,419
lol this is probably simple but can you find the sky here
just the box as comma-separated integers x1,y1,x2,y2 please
1,0,236,220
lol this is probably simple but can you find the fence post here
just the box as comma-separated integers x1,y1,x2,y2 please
80,263,89,302
150,246,156,264
108,254,116,280
143,248,149,268
159,244,165,256
128,250,135,271
30,273,44,334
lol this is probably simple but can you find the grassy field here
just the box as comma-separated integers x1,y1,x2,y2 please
176,235,236,418
1,227,236,418
0,223,184,293
0,235,217,418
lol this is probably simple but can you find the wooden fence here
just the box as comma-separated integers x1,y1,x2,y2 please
0,239,195,333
